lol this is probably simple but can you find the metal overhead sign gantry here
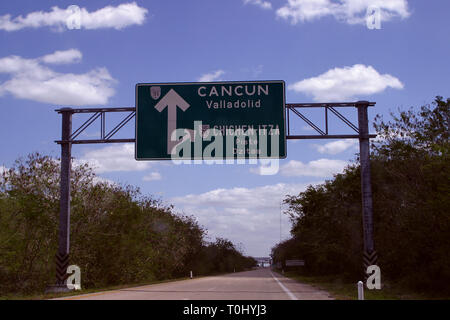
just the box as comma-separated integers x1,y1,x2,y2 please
51,82,377,290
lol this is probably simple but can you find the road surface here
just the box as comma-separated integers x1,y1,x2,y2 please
56,268,333,300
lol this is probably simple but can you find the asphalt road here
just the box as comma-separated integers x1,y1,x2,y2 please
56,268,333,300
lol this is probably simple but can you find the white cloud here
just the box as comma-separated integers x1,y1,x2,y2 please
173,183,301,214
143,172,162,181
92,176,116,186
0,2,148,32
40,49,82,64
244,0,273,10
313,139,358,155
172,183,314,256
277,0,336,23
288,64,403,101
76,144,150,174
280,158,349,177
276,0,410,25
0,49,116,105
198,70,225,82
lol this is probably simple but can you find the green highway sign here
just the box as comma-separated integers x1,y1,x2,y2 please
135,81,286,160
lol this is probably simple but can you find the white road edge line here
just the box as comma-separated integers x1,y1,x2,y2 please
270,271,298,300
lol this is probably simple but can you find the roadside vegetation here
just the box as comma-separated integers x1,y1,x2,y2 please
272,97,450,298
0,155,256,297
277,270,436,300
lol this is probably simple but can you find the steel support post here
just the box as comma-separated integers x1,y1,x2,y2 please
356,101,378,276
55,108,73,289
47,107,136,293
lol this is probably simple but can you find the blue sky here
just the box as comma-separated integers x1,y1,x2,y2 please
1,0,449,256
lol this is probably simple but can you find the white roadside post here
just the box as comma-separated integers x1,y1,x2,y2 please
190,271,193,279
357,281,364,300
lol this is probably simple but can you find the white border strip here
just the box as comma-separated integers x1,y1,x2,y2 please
271,271,298,300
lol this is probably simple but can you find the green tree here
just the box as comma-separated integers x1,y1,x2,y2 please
273,97,450,293
0,152,254,295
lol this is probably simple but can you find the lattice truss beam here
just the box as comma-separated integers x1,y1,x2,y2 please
286,102,376,140
55,101,376,145
55,107,136,144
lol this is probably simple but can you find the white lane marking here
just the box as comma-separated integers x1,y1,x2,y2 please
270,271,298,300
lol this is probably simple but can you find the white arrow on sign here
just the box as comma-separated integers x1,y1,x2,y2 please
155,89,191,154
